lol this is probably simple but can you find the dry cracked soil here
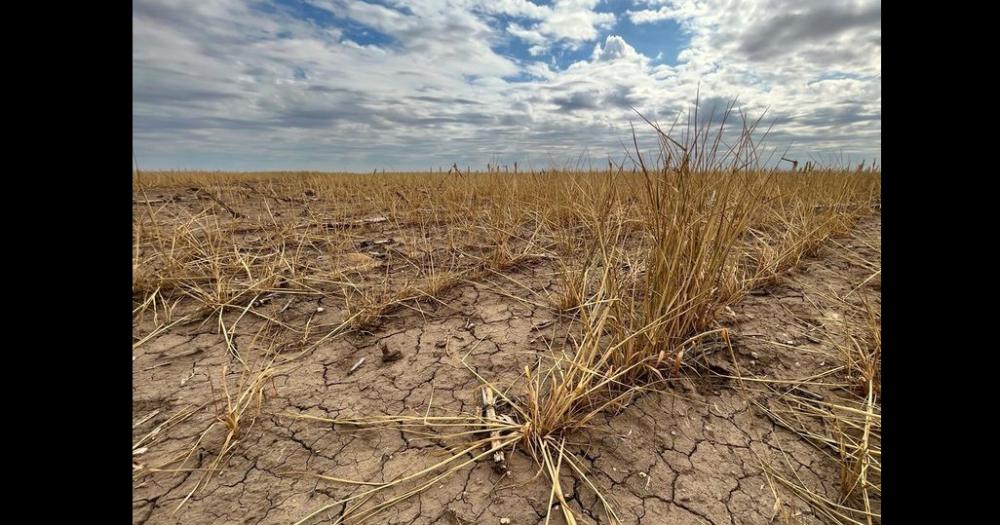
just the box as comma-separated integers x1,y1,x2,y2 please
133,192,880,525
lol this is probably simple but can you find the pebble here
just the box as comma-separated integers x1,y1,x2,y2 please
316,307,325,313
500,519,511,525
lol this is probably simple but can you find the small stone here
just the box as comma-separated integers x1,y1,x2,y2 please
380,343,402,362
751,351,760,359
316,307,325,313
500,519,511,525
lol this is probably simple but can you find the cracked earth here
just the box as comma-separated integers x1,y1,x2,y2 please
133,188,880,525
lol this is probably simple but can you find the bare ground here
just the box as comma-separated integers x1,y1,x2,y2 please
133,195,880,525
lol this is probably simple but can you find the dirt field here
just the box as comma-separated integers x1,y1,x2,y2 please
133,173,880,524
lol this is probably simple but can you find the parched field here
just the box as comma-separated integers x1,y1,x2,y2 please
133,165,881,524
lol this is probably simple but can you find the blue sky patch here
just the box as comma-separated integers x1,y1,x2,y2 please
614,17,687,65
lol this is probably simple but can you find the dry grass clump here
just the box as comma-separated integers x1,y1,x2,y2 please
549,261,591,313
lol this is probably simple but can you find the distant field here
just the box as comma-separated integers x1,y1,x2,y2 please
133,151,881,523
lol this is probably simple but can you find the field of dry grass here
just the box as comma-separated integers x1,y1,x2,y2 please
133,124,881,524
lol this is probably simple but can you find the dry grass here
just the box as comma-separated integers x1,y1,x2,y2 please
133,320,280,512
134,100,881,523
738,289,880,524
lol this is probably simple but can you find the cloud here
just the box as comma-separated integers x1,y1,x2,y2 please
133,1,881,170
476,0,550,20
537,0,616,45
524,61,556,79
499,0,616,50
604,84,645,109
626,7,677,25
592,35,641,62
552,91,601,112
508,23,547,45
653,0,880,72
738,3,881,61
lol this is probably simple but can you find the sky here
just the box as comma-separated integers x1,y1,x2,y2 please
133,0,881,171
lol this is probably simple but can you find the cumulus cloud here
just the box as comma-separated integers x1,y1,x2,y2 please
133,0,881,170
592,35,641,62
737,3,881,61
476,0,550,20
626,7,677,25
498,0,616,51
508,22,546,45
537,0,616,45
